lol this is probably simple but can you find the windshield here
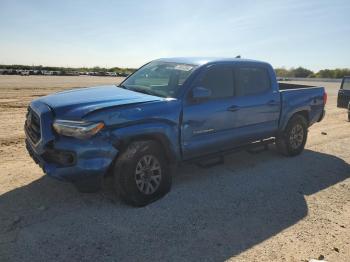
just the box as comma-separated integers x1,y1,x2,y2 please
120,61,197,98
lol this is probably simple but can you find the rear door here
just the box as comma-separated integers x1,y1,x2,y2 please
229,65,280,142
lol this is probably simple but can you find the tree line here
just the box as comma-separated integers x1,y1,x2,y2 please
275,67,350,78
1,64,349,79
0,64,136,75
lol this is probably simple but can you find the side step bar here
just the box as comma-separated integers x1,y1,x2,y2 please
183,138,275,166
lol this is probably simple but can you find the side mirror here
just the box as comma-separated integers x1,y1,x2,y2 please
192,86,211,101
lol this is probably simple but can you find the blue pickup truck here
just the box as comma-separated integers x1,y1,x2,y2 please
25,58,326,206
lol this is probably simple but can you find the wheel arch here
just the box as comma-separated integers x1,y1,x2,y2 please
280,109,310,131
117,133,178,165
109,121,181,163
293,110,309,124
276,110,309,157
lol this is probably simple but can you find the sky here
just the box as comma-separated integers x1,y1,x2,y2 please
0,0,349,71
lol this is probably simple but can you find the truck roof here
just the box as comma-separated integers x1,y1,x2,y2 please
156,57,269,66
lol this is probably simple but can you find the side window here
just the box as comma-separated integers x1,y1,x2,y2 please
235,67,271,96
200,66,234,99
342,78,350,90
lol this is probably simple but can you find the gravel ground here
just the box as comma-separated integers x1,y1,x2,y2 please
0,76,349,262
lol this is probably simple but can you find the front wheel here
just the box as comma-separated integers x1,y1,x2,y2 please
276,114,308,156
113,140,172,207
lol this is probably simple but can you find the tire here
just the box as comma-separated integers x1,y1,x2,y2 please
114,140,172,207
276,114,308,156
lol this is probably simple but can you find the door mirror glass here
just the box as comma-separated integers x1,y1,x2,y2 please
192,86,212,101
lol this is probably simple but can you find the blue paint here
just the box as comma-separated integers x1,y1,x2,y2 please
25,58,326,182
39,85,163,119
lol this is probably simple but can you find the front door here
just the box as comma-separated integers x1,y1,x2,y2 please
182,64,236,159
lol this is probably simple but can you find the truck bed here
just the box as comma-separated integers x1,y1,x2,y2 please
278,83,325,129
278,82,317,90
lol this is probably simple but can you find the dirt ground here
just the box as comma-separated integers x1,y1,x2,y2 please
0,75,349,262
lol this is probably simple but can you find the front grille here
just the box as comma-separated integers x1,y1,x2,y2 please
25,139,43,167
25,107,41,144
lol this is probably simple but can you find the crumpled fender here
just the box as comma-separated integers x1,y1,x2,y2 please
108,121,181,162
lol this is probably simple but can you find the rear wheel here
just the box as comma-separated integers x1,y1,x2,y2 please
276,114,308,156
114,140,172,207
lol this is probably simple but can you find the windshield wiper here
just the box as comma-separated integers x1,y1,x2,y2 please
118,85,164,97
128,86,162,97
118,84,128,89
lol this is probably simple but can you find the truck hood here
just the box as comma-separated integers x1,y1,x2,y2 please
37,85,164,119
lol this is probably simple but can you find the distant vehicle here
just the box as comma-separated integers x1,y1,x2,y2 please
95,72,107,76
337,76,350,108
42,70,53,76
277,77,290,81
21,70,30,76
118,72,130,77
52,71,62,76
6,69,17,75
25,57,326,206
65,71,79,76
105,72,117,77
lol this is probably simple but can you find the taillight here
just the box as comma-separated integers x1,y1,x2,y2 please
323,92,327,105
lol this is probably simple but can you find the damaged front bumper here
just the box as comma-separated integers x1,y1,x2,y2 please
25,136,118,182
24,101,118,183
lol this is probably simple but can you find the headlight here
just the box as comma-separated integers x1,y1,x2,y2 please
53,120,104,139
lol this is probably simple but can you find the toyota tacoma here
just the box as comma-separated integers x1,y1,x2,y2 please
25,58,326,206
